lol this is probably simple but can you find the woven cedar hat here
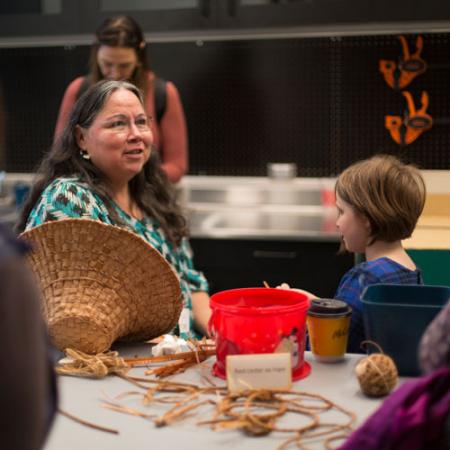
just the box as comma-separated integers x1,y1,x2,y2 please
20,219,183,354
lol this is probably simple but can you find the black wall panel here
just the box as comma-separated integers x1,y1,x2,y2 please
0,33,449,176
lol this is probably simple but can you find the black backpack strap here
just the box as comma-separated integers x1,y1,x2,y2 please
154,77,167,124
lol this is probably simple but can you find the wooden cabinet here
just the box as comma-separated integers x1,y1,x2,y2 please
190,237,354,297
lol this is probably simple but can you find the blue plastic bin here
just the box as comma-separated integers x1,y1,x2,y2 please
361,284,450,376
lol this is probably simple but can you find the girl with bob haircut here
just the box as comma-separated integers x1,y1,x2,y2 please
283,154,426,353
335,154,425,352
335,154,426,244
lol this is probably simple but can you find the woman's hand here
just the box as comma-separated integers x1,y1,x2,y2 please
191,291,211,337
276,283,317,301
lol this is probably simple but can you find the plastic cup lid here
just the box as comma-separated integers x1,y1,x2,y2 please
308,298,352,317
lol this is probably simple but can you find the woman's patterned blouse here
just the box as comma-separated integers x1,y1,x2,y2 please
25,177,209,339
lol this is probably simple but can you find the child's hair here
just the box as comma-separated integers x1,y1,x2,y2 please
335,154,426,243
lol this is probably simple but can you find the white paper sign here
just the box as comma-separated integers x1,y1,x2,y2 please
226,353,292,393
178,308,190,334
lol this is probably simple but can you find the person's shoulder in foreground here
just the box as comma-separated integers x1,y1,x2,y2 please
419,298,450,374
0,223,57,450
337,364,450,450
338,275,450,450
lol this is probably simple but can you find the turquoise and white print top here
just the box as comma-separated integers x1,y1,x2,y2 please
25,177,209,339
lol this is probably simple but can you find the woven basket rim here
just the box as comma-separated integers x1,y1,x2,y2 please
20,219,183,353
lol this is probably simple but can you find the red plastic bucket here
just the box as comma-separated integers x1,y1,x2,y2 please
209,287,311,380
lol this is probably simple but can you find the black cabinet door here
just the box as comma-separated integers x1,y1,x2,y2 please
0,0,218,38
2,1,449,39
216,0,450,30
190,237,354,298
78,0,217,34
0,0,80,37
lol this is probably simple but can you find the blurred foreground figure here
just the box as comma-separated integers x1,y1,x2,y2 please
0,223,57,450
419,298,450,374
338,297,450,450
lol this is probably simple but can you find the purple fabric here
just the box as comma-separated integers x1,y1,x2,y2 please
419,299,450,374
338,366,450,450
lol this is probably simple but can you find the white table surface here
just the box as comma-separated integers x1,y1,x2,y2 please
44,346,410,450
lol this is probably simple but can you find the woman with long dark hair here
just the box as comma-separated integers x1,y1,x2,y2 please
20,79,210,338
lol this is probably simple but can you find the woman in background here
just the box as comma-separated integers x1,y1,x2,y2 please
54,15,187,183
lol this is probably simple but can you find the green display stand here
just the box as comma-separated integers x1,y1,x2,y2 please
408,249,450,287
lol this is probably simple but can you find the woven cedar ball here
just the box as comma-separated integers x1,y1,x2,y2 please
20,219,183,354
355,352,398,397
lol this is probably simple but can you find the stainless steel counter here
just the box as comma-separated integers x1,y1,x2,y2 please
187,206,339,241
180,176,339,242
0,174,340,242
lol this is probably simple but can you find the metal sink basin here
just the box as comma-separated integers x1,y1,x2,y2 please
181,176,335,208
188,208,338,241
187,187,321,206
180,176,338,241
